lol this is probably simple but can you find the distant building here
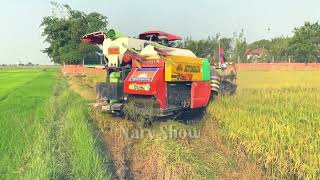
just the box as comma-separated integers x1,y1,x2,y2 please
245,48,264,62
26,62,34,66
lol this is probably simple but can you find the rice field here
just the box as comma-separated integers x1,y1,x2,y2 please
69,72,262,179
2,67,320,179
0,68,113,179
69,69,320,179
210,71,320,179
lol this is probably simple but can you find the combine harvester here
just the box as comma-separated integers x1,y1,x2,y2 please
81,30,236,122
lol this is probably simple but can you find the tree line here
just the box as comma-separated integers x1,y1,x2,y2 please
41,3,320,64
41,2,107,64
184,22,320,64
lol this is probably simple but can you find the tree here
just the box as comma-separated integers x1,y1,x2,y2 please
269,37,290,62
231,30,247,62
248,37,291,63
248,39,271,50
183,36,217,57
220,37,232,54
41,2,108,64
183,35,232,64
289,22,320,63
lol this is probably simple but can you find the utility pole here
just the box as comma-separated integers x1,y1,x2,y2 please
218,33,221,65
235,43,240,64
289,56,291,64
272,56,275,63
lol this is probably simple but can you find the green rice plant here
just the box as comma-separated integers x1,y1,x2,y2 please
56,89,113,179
0,70,56,179
0,69,113,179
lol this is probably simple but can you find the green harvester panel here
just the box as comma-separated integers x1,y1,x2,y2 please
110,71,122,83
202,58,210,81
109,71,122,104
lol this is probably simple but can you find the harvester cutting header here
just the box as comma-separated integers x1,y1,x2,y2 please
81,29,236,121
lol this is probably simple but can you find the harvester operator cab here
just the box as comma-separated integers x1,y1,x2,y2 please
138,31,182,48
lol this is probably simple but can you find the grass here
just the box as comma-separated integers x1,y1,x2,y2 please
210,71,320,179
68,70,320,179
0,70,56,178
44,79,113,179
0,69,113,179
69,73,262,179
130,120,236,179
0,71,42,99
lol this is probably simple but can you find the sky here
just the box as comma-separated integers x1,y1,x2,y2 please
0,0,320,64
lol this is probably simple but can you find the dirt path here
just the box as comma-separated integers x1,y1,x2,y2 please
68,75,264,179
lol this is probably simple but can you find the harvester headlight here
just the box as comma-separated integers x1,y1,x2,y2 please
144,84,151,91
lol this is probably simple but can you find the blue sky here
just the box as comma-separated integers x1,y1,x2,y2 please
0,0,319,64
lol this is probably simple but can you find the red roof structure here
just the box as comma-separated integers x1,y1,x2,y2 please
139,31,182,41
245,48,264,56
81,31,105,45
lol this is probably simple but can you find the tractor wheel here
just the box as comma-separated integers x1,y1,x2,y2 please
210,91,219,101
220,80,237,95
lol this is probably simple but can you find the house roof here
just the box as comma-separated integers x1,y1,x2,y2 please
245,48,264,56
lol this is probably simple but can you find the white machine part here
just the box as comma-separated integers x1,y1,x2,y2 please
103,37,146,67
102,37,197,67
140,45,197,60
